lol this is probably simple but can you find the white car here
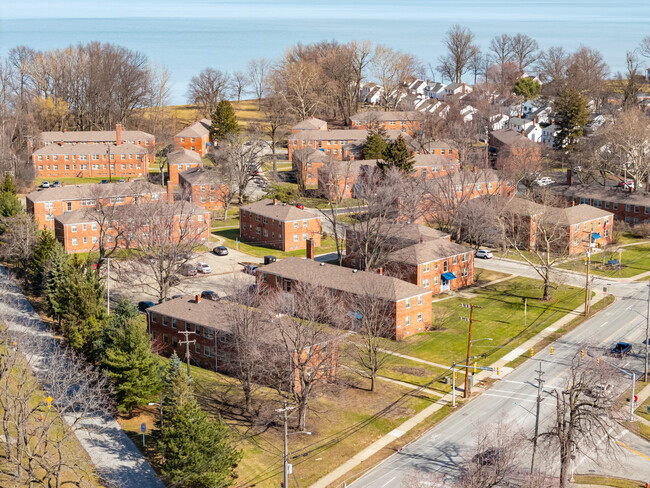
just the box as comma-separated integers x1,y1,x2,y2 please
475,249,493,259
535,177,554,186
196,262,212,274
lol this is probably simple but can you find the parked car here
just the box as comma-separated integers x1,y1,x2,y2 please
169,275,181,286
295,202,305,209
41,181,50,188
475,249,493,259
171,294,184,300
201,290,220,301
137,301,155,313
534,177,554,186
243,264,259,275
619,179,635,190
176,250,196,261
118,179,126,183
264,255,277,265
213,245,229,256
196,262,212,274
610,342,632,356
180,264,197,276
100,180,108,184
52,180,61,188
472,448,499,466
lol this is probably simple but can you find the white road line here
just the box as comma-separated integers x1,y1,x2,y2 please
380,476,396,487
599,320,609,328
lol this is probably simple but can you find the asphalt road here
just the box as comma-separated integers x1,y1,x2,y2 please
351,260,650,486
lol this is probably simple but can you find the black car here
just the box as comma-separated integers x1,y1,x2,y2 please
472,448,499,466
169,275,181,286
213,245,229,256
201,290,220,301
610,342,632,356
137,300,155,313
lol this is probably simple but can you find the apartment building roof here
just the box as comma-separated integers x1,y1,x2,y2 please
26,181,162,203
167,148,203,165
388,239,472,266
504,197,613,225
350,110,424,122
292,117,327,131
260,257,430,301
55,201,207,225
41,129,154,144
289,129,411,143
490,128,538,147
179,166,218,185
548,183,650,207
291,146,334,164
175,119,211,138
33,143,147,156
241,199,321,222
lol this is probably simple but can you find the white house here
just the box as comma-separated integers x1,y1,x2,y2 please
508,117,534,133
490,113,509,131
541,124,558,147
460,105,477,123
425,81,446,99
524,124,543,143
445,82,471,97
408,79,427,96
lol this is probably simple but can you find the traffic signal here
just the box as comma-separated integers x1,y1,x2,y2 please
550,347,554,356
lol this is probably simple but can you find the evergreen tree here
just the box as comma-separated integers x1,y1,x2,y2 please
0,192,23,219
158,377,241,488
378,135,415,173
554,86,590,150
360,132,389,160
93,298,139,362
28,230,58,292
101,319,162,414
43,242,70,325
513,77,542,101
210,100,240,141
0,173,17,195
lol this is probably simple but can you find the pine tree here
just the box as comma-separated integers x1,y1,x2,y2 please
361,132,389,160
513,77,542,101
554,86,590,150
210,100,240,141
0,173,17,195
43,242,70,325
28,230,58,292
378,135,415,173
101,319,162,414
93,298,139,362
0,173,22,223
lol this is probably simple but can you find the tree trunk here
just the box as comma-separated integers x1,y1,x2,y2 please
271,141,278,182
222,201,230,221
298,400,307,432
243,384,251,413
543,266,551,300
558,447,570,488
370,372,376,392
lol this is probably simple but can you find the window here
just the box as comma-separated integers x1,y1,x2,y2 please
434,261,438,270
574,224,579,231
293,234,299,242
92,236,97,244
121,154,125,160
163,334,168,344
434,276,439,285
71,225,77,232
423,263,430,272
461,268,468,277
220,333,229,343
626,204,631,212
294,221,299,229
82,237,87,244
418,295,423,305
443,261,448,272
172,318,177,329
71,238,78,246
162,315,168,327
82,224,87,231
405,298,411,309
613,202,618,210
204,345,212,357
405,316,410,326
172,336,178,347
635,206,640,213
645,207,650,215
302,233,307,240
45,201,54,209
423,278,430,287
417,313,423,322
453,255,457,265
303,220,307,228
181,137,185,143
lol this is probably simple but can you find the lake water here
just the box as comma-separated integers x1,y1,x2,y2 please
1,1,649,103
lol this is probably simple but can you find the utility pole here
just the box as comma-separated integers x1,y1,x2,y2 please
106,257,111,314
452,362,456,407
530,363,545,474
179,330,195,377
645,279,649,382
584,247,591,317
524,297,527,329
460,303,481,398
276,402,295,488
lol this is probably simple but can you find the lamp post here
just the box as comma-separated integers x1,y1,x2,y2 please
627,298,650,382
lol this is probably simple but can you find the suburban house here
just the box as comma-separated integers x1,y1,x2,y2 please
541,124,558,147
146,296,338,387
167,148,203,186
489,128,541,160
239,199,321,251
54,201,210,254
258,257,433,340
173,119,211,156
502,197,613,255
349,111,424,136
291,116,327,134
444,82,472,98
424,81,447,99
292,146,335,188
178,166,225,210
33,142,152,180
38,124,154,149
26,181,163,229
548,173,650,226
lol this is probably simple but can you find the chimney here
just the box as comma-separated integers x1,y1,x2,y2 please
115,124,122,145
27,140,33,155
571,200,575,207
566,169,573,187
378,267,383,275
167,181,174,203
195,294,201,303
310,115,314,120
63,129,67,133
533,118,537,126
306,238,315,260
461,82,466,94
426,79,430,85
273,198,278,205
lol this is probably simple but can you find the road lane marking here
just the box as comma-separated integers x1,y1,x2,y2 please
599,320,609,328
616,440,650,462
380,476,396,487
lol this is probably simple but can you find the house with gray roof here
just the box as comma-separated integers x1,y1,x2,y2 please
174,119,211,156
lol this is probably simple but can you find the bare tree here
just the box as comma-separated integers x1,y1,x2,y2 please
456,198,503,251
621,51,642,108
271,58,322,120
247,58,270,110
566,46,609,109
437,25,480,84
261,94,292,180
231,70,249,103
539,352,619,488
488,34,513,67
207,156,239,221
187,67,231,117
372,44,420,110
510,34,539,73
0,213,39,273
637,35,650,59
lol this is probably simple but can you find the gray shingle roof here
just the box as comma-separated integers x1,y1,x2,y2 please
175,119,211,138
260,257,430,301
490,128,538,147
179,166,218,185
291,147,334,164
548,183,650,207
292,117,327,131
33,143,147,156
351,111,424,122
167,148,203,165
289,129,411,143
504,197,613,225
54,201,207,225
388,239,472,265
241,199,321,223
41,129,154,144
26,181,162,203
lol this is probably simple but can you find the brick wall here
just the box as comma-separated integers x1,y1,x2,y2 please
239,208,321,251
174,134,209,157
34,152,151,179
168,162,202,186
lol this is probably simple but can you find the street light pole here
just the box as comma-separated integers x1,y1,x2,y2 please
452,362,456,407
645,279,649,382
530,363,544,474
464,305,474,398
585,235,592,317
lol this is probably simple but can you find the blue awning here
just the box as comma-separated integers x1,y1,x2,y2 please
441,272,456,281
591,233,602,240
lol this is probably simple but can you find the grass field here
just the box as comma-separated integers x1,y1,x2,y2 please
574,475,646,487
213,227,338,258
559,243,650,278
34,176,108,187
168,100,265,129
401,277,586,366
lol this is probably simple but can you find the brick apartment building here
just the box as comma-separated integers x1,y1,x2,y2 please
146,296,338,387
292,147,335,187
502,197,614,255
54,201,210,254
239,199,321,251
258,257,433,340
350,111,424,136
173,119,211,156
488,128,541,161
39,124,154,149
167,148,203,186
291,116,327,134
419,140,459,160
178,166,225,210
26,181,163,229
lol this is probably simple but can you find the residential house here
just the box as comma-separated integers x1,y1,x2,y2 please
489,128,541,160
541,124,558,147
444,83,471,98
490,113,510,131
146,296,338,387
258,257,433,340
178,166,225,210
167,148,203,186
239,199,321,251
174,119,211,156
26,181,163,229
424,81,447,99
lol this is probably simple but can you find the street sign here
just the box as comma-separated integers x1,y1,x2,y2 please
141,422,146,433
287,463,293,474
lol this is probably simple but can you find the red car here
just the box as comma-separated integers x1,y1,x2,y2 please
296,203,305,209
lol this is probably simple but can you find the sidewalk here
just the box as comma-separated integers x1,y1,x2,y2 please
0,267,166,488
309,290,608,488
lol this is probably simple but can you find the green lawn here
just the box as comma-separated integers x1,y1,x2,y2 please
559,243,650,278
33,176,109,186
401,278,586,366
213,227,338,258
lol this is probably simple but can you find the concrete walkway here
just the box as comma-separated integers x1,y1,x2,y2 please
0,267,165,488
